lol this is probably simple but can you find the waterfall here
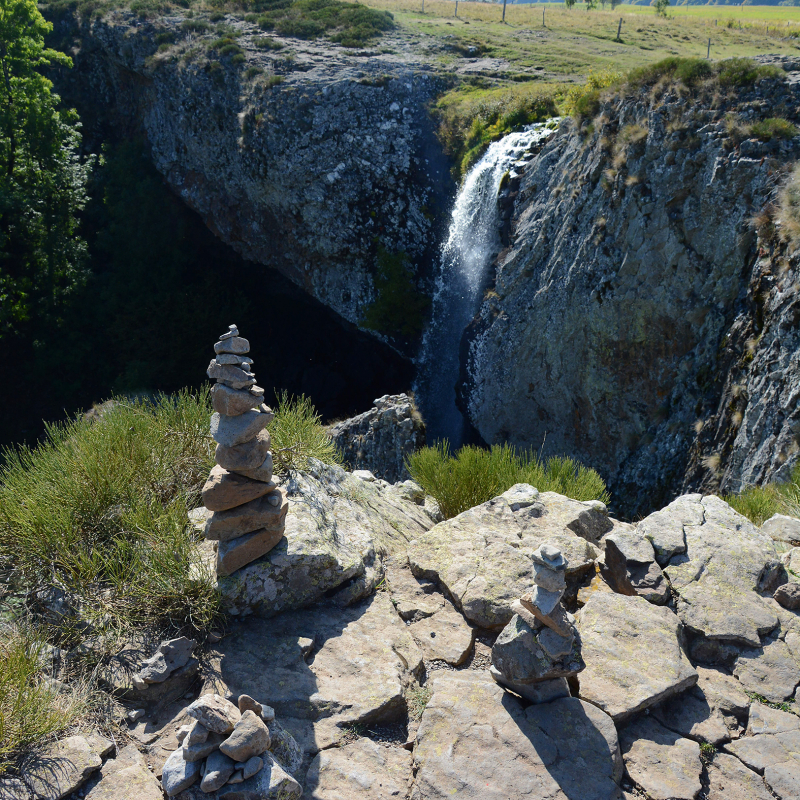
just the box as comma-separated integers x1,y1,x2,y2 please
415,122,557,447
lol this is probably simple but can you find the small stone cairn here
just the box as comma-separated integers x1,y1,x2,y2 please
490,543,585,703
201,325,288,577
161,693,301,796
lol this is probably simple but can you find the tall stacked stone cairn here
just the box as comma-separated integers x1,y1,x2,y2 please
490,543,585,703
201,325,288,577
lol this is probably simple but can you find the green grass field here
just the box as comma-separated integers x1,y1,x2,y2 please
366,1,800,80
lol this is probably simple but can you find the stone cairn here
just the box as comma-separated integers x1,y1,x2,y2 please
201,325,288,577
490,543,585,703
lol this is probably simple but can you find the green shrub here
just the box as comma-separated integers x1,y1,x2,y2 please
778,162,800,244
750,117,798,142
724,462,800,526
717,58,783,88
253,36,284,49
407,443,610,520
0,625,87,775
628,56,713,89
361,247,430,340
269,392,343,474
0,389,220,638
562,69,623,119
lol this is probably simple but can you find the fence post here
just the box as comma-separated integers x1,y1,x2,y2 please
502,0,507,22
455,0,458,16
707,38,710,59
617,18,622,42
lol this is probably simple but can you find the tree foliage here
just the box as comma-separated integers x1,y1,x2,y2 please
0,0,93,338
654,0,670,17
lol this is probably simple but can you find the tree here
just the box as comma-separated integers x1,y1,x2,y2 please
0,0,93,338
586,0,597,9
565,0,576,9
654,0,669,17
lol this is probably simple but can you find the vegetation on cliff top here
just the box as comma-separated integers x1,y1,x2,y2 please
408,442,610,520
725,462,800,526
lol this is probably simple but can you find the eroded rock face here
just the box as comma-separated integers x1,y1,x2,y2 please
407,487,605,629
55,11,451,339
218,460,432,617
463,84,800,514
410,670,621,800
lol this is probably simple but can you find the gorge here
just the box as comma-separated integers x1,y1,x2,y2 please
25,3,800,517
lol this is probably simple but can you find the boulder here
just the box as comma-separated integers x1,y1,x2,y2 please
733,638,800,703
620,717,702,800
410,670,621,800
577,592,697,722
202,465,277,512
162,748,202,797
664,496,779,647
204,491,288,541
214,336,250,355
304,738,411,799
407,488,603,629
182,733,225,762
200,750,236,793
136,637,195,685
636,494,703,566
775,583,800,611
210,407,273,448
217,461,431,617
215,430,272,472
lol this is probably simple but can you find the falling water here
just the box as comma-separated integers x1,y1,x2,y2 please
415,122,557,447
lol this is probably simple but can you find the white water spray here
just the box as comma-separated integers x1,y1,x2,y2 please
415,122,557,446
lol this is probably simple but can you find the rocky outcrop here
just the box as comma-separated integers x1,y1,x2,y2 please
463,73,800,514
49,10,451,343
329,393,425,483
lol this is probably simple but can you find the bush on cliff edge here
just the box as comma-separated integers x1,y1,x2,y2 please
407,442,610,520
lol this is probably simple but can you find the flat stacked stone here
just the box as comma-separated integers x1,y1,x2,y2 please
490,543,585,703
201,325,287,577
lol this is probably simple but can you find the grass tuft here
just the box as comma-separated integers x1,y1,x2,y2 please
269,392,344,474
0,625,88,776
406,683,431,721
724,462,800,526
407,442,609,520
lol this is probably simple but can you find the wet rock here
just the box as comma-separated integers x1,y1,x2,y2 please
305,738,411,799
620,716,702,800
407,488,602,629
733,638,800,703
217,461,431,617
202,466,277,513
186,695,241,735
410,670,621,800
407,602,474,665
330,394,425,484
578,592,697,722
219,711,271,762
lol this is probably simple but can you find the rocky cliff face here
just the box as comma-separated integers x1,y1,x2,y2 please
464,70,800,514
50,9,452,343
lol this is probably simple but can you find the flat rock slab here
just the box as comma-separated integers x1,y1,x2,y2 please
653,690,737,745
85,745,162,800
384,563,445,621
407,601,474,665
620,716,702,800
204,592,422,738
733,638,800,703
217,462,432,617
706,753,774,800
23,734,112,800
303,738,411,799
636,494,704,566
407,488,604,629
410,670,621,800
202,465,277,512
663,496,779,647
578,593,697,722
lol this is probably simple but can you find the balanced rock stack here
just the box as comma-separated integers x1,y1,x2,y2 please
490,543,585,703
201,325,288,577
